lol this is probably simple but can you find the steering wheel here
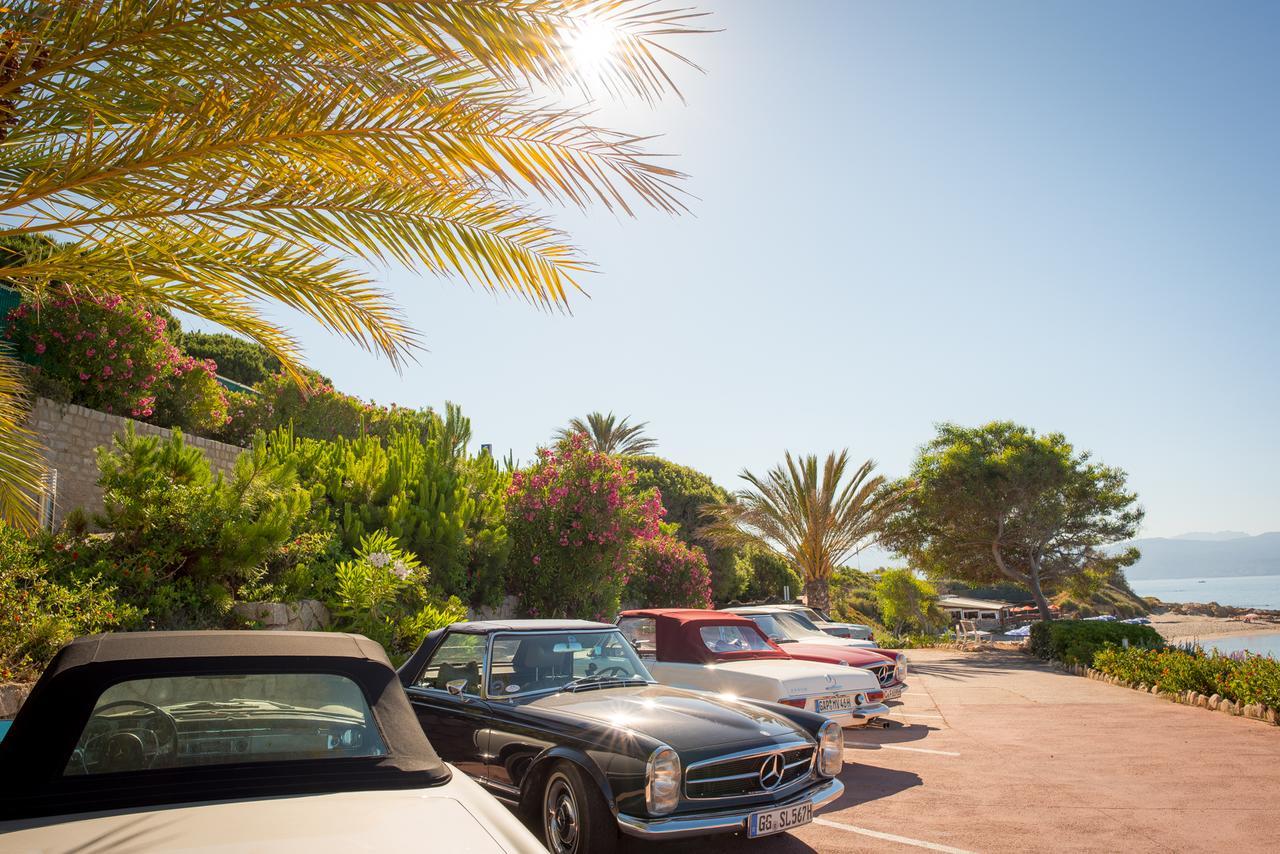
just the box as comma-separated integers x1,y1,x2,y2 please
87,700,180,771
593,665,631,679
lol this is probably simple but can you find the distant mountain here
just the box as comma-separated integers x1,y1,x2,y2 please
1170,531,1251,542
1115,532,1280,580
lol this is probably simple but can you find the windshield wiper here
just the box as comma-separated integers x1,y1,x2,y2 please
559,675,648,693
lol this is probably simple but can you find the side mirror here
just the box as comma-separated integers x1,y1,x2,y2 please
446,679,469,698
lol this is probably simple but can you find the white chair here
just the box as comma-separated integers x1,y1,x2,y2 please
957,620,994,645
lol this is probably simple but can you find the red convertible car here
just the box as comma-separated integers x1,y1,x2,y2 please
778,644,908,701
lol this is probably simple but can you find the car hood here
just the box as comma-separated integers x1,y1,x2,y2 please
0,771,543,852
782,643,894,668
517,683,806,751
707,658,879,696
790,634,877,649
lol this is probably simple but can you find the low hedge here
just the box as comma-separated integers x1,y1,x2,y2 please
1093,645,1280,710
1030,620,1162,666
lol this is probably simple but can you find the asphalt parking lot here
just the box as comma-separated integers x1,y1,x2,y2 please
624,648,1280,854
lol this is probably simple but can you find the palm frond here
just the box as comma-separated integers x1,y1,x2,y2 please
0,350,46,530
557,410,656,455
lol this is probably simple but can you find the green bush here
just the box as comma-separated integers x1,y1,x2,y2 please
329,530,466,662
0,522,139,680
736,545,802,603
259,409,509,607
52,427,326,628
1030,620,1163,666
1093,645,1280,710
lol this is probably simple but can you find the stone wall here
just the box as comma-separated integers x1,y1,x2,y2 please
31,397,245,528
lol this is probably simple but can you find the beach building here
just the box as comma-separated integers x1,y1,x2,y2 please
938,596,1013,631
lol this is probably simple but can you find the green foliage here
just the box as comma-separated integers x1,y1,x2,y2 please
506,433,663,619
874,568,943,634
874,630,957,650
829,566,884,625
53,427,323,628
631,455,744,600
330,530,466,662
1093,645,1280,710
180,330,281,388
217,372,456,447
623,534,713,609
0,521,138,680
735,545,802,602
882,421,1143,618
259,406,509,607
1029,620,1163,666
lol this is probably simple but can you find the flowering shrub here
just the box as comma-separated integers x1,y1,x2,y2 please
5,290,227,433
623,534,713,609
331,530,466,661
506,433,664,619
0,521,139,680
6,291,170,417
1093,644,1280,709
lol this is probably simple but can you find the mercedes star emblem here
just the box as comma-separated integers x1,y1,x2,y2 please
758,753,785,790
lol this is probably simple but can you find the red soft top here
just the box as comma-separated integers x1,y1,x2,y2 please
618,608,792,664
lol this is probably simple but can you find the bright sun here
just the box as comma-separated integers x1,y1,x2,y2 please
567,19,618,73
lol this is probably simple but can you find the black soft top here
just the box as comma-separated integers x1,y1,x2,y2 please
398,619,616,687
0,631,449,821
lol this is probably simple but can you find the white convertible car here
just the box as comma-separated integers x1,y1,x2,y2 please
0,632,544,852
617,609,889,727
727,606,880,650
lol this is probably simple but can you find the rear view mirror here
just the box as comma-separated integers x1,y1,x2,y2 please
552,642,583,653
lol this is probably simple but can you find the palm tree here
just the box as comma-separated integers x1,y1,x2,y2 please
705,451,904,610
0,0,706,527
557,411,656,456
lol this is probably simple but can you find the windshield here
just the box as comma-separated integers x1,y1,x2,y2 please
795,607,828,624
65,673,385,776
773,611,830,639
699,624,775,654
487,630,653,697
744,613,794,643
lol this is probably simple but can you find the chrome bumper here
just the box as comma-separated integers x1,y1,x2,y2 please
851,702,890,720
616,777,844,840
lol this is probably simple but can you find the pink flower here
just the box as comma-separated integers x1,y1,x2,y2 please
79,372,90,381
33,342,45,354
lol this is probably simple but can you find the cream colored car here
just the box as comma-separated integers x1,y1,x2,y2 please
0,631,544,853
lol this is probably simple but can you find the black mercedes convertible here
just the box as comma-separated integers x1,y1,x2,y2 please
398,619,846,854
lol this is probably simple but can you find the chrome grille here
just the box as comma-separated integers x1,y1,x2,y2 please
869,663,895,687
685,744,814,799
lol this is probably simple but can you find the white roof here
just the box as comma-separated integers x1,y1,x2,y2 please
938,596,1012,611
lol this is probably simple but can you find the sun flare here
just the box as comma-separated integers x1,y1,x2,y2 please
567,18,619,73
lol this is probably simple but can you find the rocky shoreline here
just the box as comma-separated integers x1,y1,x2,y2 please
1146,597,1280,619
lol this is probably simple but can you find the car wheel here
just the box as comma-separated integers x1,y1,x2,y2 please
541,762,616,854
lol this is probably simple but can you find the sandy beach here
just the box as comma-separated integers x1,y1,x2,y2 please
1149,612,1280,643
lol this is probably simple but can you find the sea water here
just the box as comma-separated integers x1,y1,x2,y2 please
1201,633,1280,659
1129,575,1280,611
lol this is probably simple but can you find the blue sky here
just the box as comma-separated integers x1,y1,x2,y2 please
190,1,1280,539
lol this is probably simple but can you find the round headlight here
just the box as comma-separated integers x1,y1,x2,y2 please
817,720,843,777
645,746,681,816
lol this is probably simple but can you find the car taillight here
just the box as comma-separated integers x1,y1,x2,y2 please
778,698,807,708
866,691,884,704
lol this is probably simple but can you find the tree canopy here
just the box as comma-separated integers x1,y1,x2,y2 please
0,0,706,527
557,411,657,456
706,450,903,610
880,422,1143,620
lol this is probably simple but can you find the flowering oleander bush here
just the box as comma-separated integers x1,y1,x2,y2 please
5,290,227,433
0,521,139,680
624,534,713,609
506,433,664,619
1092,644,1280,710
331,530,466,661
6,290,170,417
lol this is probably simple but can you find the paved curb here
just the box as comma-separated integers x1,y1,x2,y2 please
1051,660,1279,725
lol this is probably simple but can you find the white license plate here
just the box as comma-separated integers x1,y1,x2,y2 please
815,694,853,713
748,802,813,838
883,684,903,700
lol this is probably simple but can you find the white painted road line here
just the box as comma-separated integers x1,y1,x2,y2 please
846,743,961,756
813,817,980,854
894,712,945,719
